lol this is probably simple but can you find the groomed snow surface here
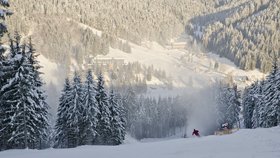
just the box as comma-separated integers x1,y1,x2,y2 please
1,127,280,158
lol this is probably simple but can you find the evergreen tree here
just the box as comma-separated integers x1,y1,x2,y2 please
95,73,111,145
109,89,125,145
243,83,256,128
252,81,264,128
272,69,280,125
0,2,11,149
226,85,241,128
81,70,99,145
26,38,50,149
0,33,16,150
272,61,280,126
262,59,278,127
54,78,72,148
67,72,84,147
122,86,137,132
216,83,228,127
115,92,126,142
216,83,240,129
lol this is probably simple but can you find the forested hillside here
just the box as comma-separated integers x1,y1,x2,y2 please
7,0,210,65
7,0,279,73
188,0,280,72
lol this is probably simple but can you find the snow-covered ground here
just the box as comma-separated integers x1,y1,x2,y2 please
1,127,279,158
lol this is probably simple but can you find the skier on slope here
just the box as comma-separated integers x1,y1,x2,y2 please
192,129,200,137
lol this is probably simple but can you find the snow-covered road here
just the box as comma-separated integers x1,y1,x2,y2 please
1,127,280,158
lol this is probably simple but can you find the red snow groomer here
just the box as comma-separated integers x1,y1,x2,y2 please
192,129,200,137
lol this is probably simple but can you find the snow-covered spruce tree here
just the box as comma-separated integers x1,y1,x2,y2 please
115,92,126,142
67,72,84,148
130,96,146,139
252,81,264,128
122,86,137,133
80,70,99,145
0,34,16,150
216,83,241,129
95,73,111,145
273,61,280,126
0,33,49,149
0,34,28,149
215,83,229,127
54,78,72,148
26,38,50,149
226,85,241,128
242,83,256,128
109,89,125,145
261,59,279,127
0,1,11,149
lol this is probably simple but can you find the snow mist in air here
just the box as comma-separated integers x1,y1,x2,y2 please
182,86,219,136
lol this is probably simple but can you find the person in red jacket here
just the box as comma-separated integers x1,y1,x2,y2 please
192,129,200,137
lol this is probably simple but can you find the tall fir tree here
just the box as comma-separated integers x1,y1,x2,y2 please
122,86,137,132
261,59,278,127
54,78,72,148
216,83,228,127
81,70,99,145
252,81,264,128
243,83,257,128
109,89,125,145
0,33,17,150
216,83,241,129
26,38,50,149
67,72,84,147
226,85,241,128
115,92,126,142
0,1,11,149
95,73,111,145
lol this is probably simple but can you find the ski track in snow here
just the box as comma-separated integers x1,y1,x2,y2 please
1,127,280,158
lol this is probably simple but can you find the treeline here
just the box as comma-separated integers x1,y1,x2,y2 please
188,0,280,73
54,71,126,148
243,59,280,129
124,94,188,139
90,61,172,95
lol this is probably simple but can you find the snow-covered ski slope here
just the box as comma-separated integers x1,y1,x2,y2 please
1,127,279,158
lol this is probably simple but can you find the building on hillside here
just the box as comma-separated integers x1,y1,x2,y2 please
166,42,187,50
93,57,125,65
90,57,125,70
